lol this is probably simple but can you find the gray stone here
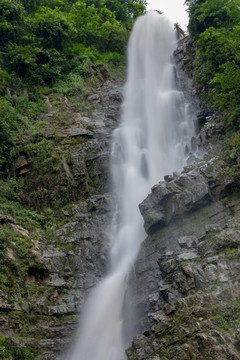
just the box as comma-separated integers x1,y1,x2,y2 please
177,251,198,261
88,93,100,102
178,236,199,248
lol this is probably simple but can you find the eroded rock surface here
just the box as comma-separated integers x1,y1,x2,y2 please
128,144,240,360
0,79,122,359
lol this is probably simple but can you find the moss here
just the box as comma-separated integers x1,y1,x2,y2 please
12,134,91,211
206,229,222,239
57,314,80,323
0,336,37,360
142,298,240,359
221,130,240,181
220,246,240,259
56,242,76,251
180,256,201,266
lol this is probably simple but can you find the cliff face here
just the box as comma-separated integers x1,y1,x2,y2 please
126,41,240,360
129,157,240,359
0,78,123,360
1,37,240,360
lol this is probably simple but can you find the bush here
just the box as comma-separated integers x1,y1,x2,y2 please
186,0,240,132
0,337,36,359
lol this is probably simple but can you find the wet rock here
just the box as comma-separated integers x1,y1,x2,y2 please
190,136,198,152
196,108,213,126
109,89,123,102
132,155,240,357
139,163,211,234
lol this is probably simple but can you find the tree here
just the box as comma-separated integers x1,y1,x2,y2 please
31,6,74,50
186,0,240,38
70,1,128,52
104,0,146,28
0,0,26,46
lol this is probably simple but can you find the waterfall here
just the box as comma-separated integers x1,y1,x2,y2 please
68,11,195,360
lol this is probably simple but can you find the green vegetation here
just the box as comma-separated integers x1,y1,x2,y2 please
0,0,145,87
186,0,240,119
185,0,240,178
0,336,36,360
0,0,146,167
0,0,147,213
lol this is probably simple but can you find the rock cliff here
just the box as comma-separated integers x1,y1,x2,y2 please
1,37,240,360
130,155,240,357
0,78,123,359
126,40,240,360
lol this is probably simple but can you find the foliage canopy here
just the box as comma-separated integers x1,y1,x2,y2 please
186,0,240,130
0,0,146,167
0,0,146,88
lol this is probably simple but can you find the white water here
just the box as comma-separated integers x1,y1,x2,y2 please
69,12,195,360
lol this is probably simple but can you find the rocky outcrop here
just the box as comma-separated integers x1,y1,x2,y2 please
33,82,122,359
20,194,111,360
127,153,240,359
38,80,123,358
14,78,123,212
127,293,240,360
42,194,111,316
139,157,235,235
0,195,113,359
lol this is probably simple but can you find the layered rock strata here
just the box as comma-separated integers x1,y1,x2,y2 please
127,137,240,360
0,79,123,360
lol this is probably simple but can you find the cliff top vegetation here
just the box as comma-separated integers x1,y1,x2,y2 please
185,0,240,179
0,0,146,168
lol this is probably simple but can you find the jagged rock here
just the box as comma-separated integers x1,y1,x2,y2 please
139,157,237,235
178,235,198,248
196,108,213,126
131,146,240,358
128,293,240,360
175,24,185,40
198,228,240,255
109,88,123,102
44,120,94,138
88,93,101,103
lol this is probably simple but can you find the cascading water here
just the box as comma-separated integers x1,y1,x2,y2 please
68,11,195,360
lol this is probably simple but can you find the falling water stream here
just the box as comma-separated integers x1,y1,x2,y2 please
69,12,195,360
